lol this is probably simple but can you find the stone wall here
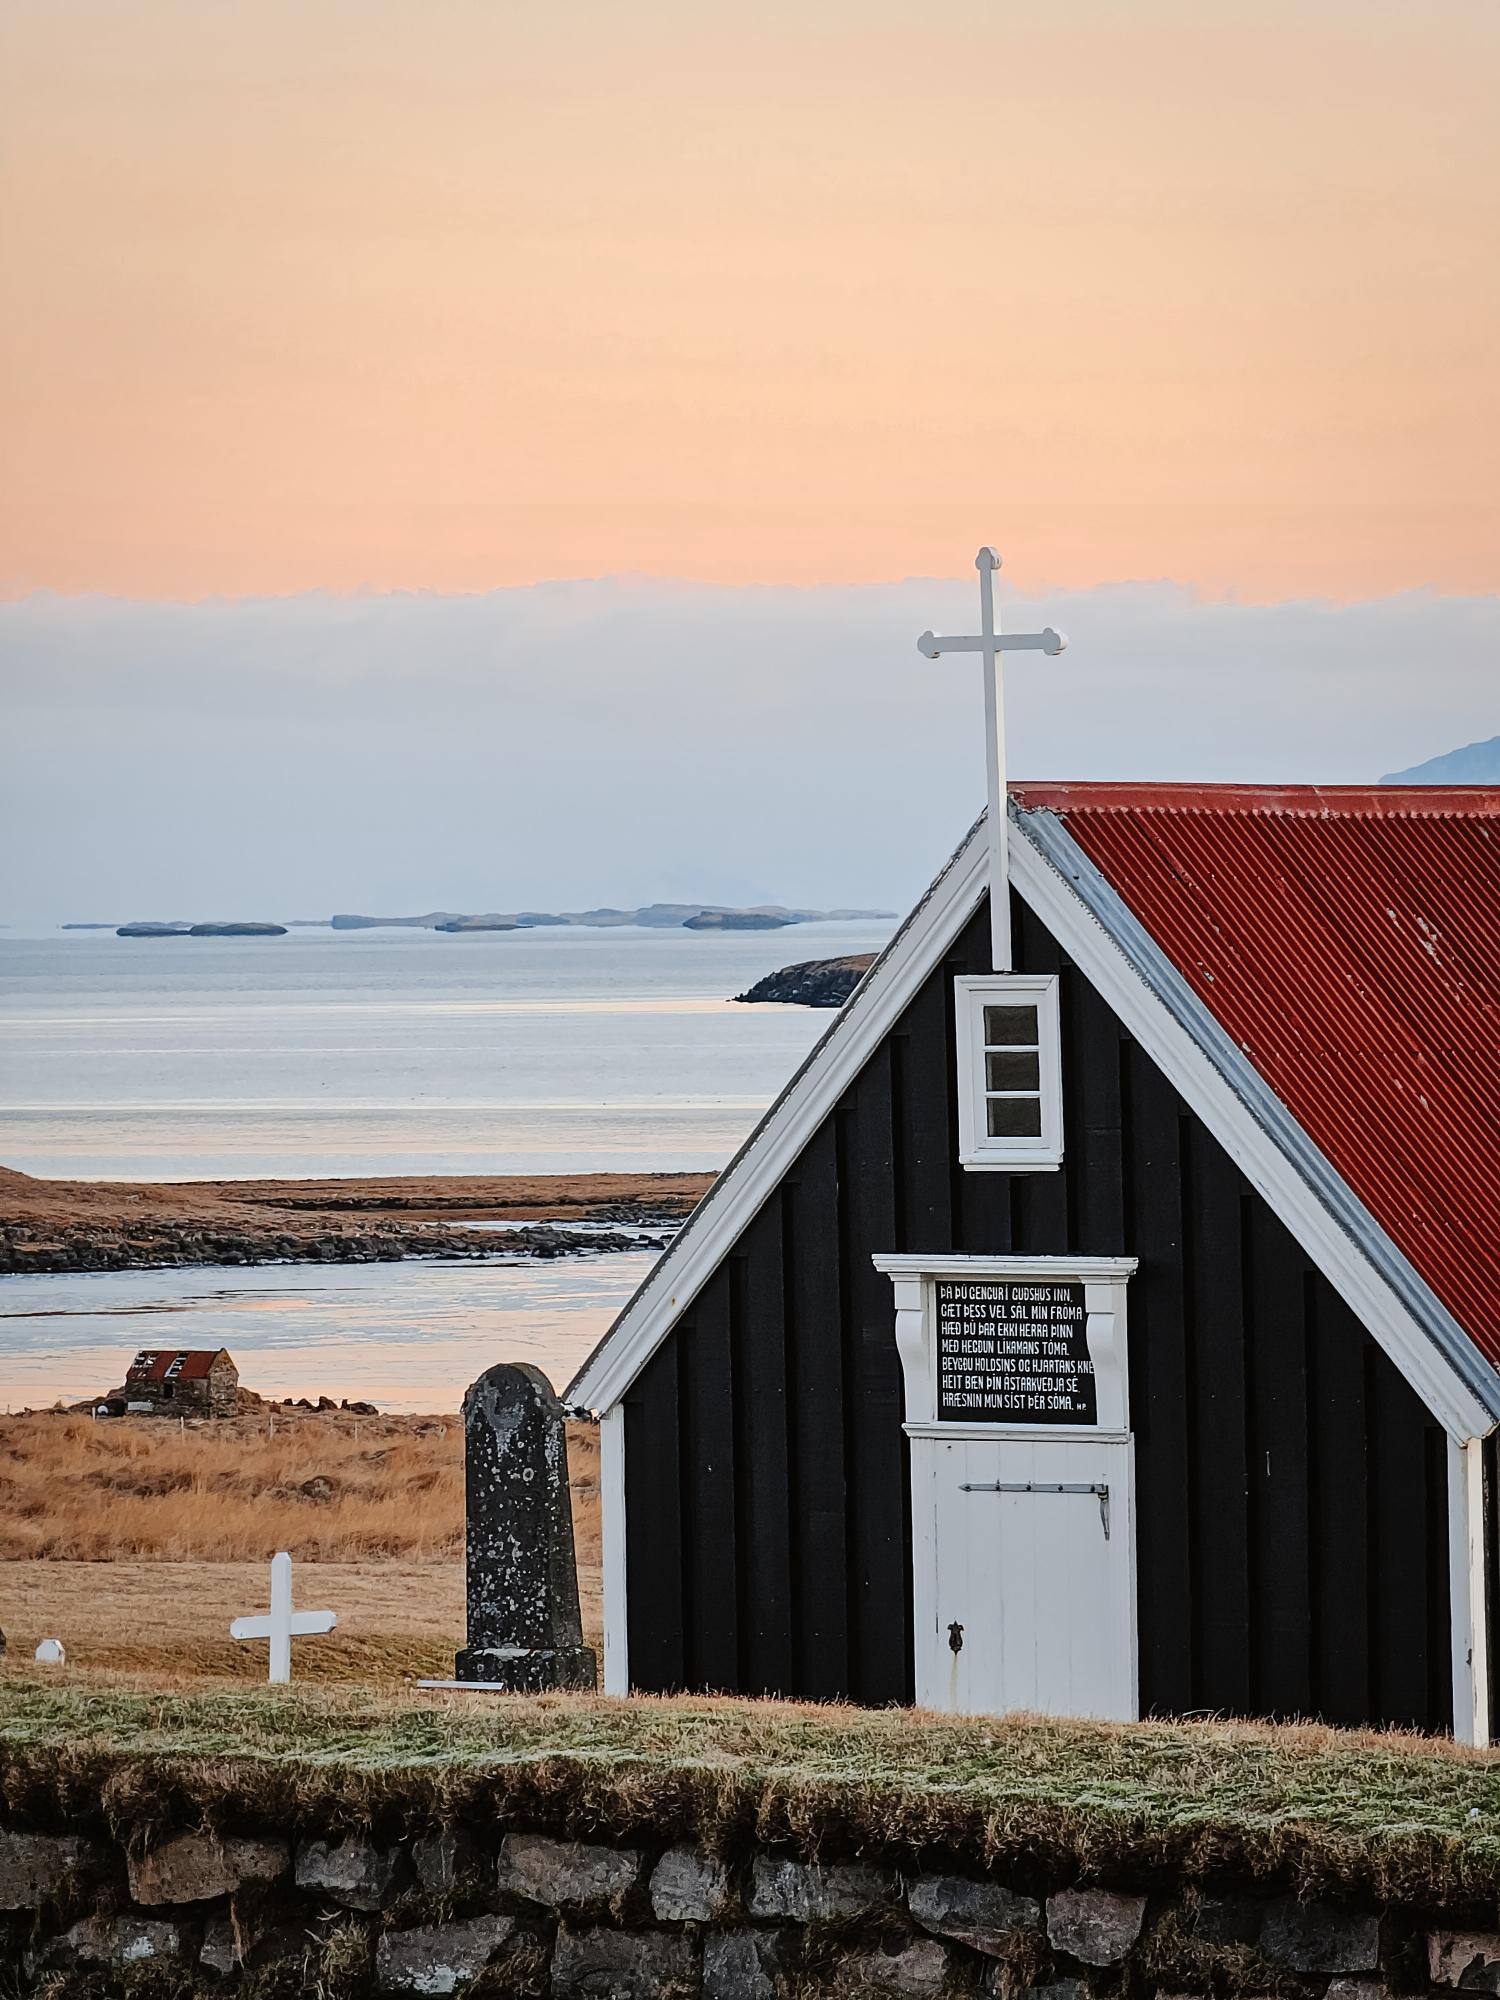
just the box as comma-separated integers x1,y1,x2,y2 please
1,1815,1492,1997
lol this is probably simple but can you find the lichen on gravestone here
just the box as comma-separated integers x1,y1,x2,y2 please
454,1362,597,1690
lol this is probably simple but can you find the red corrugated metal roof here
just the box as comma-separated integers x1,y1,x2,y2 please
125,1348,232,1384
1012,783,1500,1368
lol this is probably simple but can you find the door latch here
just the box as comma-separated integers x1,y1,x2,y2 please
960,1480,1112,1539
947,1620,965,1654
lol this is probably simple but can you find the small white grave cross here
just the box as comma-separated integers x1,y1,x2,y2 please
918,548,1066,971
230,1550,336,1684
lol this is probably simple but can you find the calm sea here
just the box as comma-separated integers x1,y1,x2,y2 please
0,920,893,1407
0,1252,661,1413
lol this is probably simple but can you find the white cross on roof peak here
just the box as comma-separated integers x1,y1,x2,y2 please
916,548,1068,970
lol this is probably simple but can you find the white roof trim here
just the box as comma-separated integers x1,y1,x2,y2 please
570,803,1499,1440
566,817,991,1411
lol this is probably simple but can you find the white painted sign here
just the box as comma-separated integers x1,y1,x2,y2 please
934,1276,1095,1422
874,1253,1137,1722
230,1551,337,1684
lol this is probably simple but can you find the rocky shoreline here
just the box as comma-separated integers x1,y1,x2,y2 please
733,951,877,1007
0,1169,709,1277
0,1218,668,1276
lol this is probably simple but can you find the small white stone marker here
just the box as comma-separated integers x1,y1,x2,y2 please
34,1638,66,1665
230,1551,336,1684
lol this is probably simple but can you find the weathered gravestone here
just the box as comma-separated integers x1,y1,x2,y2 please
453,1362,596,1689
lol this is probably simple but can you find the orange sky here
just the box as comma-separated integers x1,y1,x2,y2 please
3,0,1497,600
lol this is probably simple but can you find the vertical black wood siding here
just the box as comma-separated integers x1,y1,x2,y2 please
622,890,1454,1731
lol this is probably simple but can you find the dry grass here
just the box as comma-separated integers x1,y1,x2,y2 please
0,1560,466,1684
0,1408,602,1689
3,1684,1500,1907
0,1408,461,1560
0,1409,599,1566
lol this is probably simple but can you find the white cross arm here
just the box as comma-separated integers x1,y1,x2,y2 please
230,1610,337,1639
916,626,1066,659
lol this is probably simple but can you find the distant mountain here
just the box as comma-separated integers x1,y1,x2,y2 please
1382,735,1500,784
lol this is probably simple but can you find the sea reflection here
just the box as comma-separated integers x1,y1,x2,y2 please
0,1253,657,1413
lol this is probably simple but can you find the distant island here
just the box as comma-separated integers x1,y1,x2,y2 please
117,922,289,938
75,902,893,936
328,902,893,932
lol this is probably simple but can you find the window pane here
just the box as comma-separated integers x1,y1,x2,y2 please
987,1095,1043,1138
986,1050,1040,1092
983,1004,1039,1048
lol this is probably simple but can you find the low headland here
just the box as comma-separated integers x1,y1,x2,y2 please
0,1167,710,1276
734,952,877,1007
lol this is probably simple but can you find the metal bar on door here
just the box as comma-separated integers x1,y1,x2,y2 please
959,1480,1111,1538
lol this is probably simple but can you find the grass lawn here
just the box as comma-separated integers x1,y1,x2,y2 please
3,1681,1499,1909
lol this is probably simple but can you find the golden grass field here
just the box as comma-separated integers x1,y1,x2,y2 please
0,1408,601,1681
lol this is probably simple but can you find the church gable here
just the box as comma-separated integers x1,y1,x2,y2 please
620,886,1455,1730
577,556,1496,1743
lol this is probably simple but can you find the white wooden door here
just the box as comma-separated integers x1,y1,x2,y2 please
928,1434,1135,1720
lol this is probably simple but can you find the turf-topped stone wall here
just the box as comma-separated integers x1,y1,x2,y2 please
4,1691,1500,1998
4,1818,1500,1997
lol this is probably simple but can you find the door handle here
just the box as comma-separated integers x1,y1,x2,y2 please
948,1621,965,1654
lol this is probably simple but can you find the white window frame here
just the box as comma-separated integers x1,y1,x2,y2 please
954,973,1063,1171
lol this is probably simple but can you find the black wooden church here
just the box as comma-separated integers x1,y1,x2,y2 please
569,589,1500,1743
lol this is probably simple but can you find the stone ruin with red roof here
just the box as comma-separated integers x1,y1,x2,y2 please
122,1347,239,1416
